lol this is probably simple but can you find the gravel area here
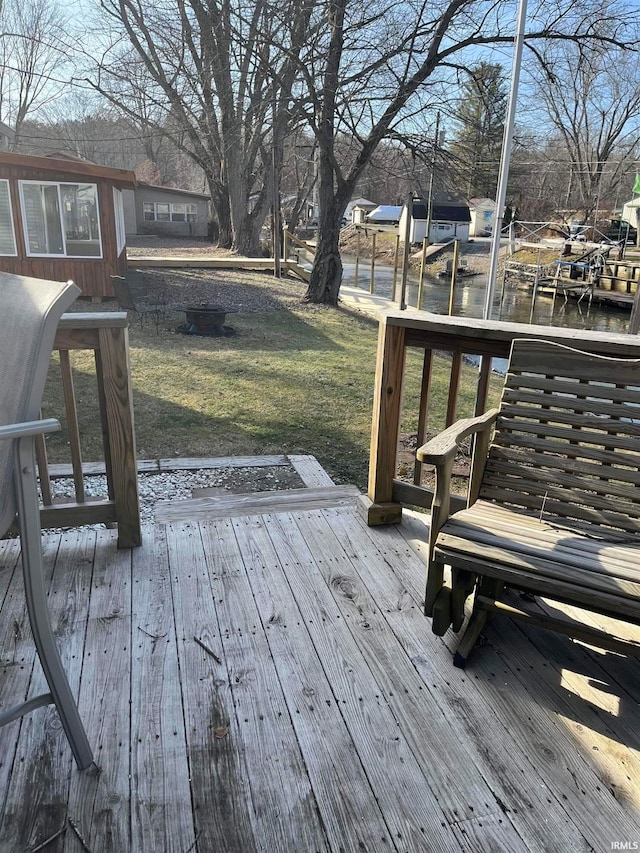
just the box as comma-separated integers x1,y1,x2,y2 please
48,463,306,528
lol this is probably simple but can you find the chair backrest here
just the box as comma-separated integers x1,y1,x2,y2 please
0,273,80,536
480,338,640,536
110,274,137,311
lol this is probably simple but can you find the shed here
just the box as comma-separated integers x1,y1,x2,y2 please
346,197,377,224
399,198,471,244
468,197,496,237
0,151,136,299
621,198,640,245
123,183,211,238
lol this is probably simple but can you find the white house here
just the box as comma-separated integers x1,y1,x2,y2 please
398,199,471,243
621,198,640,243
468,197,496,237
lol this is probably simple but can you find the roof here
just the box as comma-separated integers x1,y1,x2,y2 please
468,197,496,209
0,150,136,188
349,197,377,209
367,205,402,222
409,199,471,223
136,181,210,200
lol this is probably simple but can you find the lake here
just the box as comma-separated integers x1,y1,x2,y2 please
341,261,631,336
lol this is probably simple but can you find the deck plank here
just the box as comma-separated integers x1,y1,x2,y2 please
130,524,196,853
155,484,360,523
248,511,460,850
230,514,395,852
287,508,505,826
0,537,35,829
66,529,132,851
198,519,331,852
1,530,95,851
164,521,257,852
288,454,336,487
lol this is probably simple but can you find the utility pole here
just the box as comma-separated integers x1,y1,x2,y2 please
424,111,440,250
483,0,528,320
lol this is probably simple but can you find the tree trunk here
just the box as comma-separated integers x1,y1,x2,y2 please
208,179,232,249
305,222,343,304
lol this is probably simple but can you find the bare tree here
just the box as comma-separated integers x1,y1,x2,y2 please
0,0,73,146
299,0,638,304
87,0,316,252
527,39,640,226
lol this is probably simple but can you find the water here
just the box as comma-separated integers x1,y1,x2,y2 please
341,260,631,335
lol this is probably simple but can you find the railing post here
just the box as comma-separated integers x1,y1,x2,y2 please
358,317,405,525
96,324,141,548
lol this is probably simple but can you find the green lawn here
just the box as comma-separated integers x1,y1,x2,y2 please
42,276,500,490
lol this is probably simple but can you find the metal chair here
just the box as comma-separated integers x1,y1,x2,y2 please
0,272,93,770
111,270,167,332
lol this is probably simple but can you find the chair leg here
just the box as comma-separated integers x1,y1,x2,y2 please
15,440,93,770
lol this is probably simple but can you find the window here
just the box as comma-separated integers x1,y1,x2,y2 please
142,200,199,222
19,181,102,258
0,180,16,255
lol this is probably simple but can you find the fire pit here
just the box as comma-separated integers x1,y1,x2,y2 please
178,303,237,336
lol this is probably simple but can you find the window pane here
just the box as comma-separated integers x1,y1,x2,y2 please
61,183,101,257
156,203,170,221
0,180,16,255
21,183,64,255
172,203,186,222
143,202,155,221
186,204,197,222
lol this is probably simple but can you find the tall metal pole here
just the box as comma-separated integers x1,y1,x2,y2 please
483,0,528,319
424,111,440,250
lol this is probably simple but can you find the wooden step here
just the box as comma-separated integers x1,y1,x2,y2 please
155,484,361,523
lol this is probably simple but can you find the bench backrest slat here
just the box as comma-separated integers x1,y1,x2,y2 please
480,338,640,533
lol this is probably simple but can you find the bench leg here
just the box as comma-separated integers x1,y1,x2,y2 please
453,577,502,668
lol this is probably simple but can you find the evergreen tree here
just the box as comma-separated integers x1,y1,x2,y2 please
450,63,507,200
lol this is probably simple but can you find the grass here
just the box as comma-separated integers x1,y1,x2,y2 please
42,273,502,491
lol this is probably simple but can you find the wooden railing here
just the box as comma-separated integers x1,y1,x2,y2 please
361,310,640,526
37,312,141,548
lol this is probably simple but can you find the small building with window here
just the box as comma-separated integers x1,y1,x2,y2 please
123,183,210,238
0,151,136,299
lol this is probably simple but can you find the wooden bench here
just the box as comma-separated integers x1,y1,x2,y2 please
417,338,640,666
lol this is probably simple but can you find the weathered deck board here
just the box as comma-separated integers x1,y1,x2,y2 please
288,454,336,487
325,508,589,851
197,519,330,851
243,512,460,850
230,514,398,851
163,521,253,852
155,484,360,523
1,531,93,851
0,499,638,851
130,525,195,852
66,529,132,851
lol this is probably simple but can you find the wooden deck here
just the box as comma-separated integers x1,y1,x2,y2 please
1,497,639,849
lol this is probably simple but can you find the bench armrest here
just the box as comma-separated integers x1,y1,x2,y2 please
417,408,498,466
417,409,499,559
